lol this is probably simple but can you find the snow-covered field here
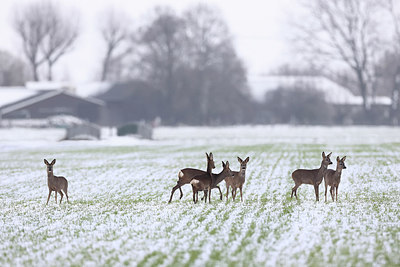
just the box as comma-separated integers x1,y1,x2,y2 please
0,126,399,266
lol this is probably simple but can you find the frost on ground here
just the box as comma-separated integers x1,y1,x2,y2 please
0,126,399,266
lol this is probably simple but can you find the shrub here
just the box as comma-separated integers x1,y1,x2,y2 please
117,123,138,136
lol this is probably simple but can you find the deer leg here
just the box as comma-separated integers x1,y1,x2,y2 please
314,185,319,201
233,188,237,201
59,190,64,204
292,184,299,199
208,188,212,203
192,188,196,203
216,186,222,200
195,189,199,204
336,185,339,201
168,184,180,203
64,189,69,203
324,181,328,202
201,190,207,201
226,185,229,200
204,190,208,203
330,187,334,202
46,189,52,205
240,186,243,202
179,186,183,199
333,186,336,201
55,191,57,203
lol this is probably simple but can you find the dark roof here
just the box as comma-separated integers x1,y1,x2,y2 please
97,80,152,102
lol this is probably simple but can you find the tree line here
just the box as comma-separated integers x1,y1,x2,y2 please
1,0,400,125
293,0,400,124
0,2,252,125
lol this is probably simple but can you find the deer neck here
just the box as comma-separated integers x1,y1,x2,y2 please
335,167,342,177
213,169,227,186
47,171,54,181
318,162,328,176
206,161,213,175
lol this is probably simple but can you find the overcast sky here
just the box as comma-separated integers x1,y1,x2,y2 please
0,0,299,83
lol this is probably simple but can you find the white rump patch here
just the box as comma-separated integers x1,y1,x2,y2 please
178,171,184,178
190,179,199,185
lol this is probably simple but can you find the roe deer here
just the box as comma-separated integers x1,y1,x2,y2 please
44,159,69,205
168,152,222,203
225,156,249,202
291,152,332,201
324,156,346,202
190,161,233,203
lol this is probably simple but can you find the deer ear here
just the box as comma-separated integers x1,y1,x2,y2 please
222,161,225,168
327,152,332,157
336,156,340,161
237,157,243,163
342,156,346,161
245,157,250,163
322,152,326,158
226,161,229,168
44,159,49,165
51,159,56,165
206,152,209,158
209,152,213,160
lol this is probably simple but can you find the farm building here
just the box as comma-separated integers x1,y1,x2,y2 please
248,75,391,106
0,82,108,125
248,75,393,124
96,80,161,126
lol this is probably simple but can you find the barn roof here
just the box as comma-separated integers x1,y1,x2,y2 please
0,89,105,115
248,75,392,106
24,81,112,97
0,87,39,107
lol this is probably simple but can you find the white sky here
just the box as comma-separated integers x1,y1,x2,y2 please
0,0,299,83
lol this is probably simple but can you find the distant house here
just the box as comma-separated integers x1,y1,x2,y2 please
97,80,161,126
248,75,392,124
248,75,391,106
0,82,109,125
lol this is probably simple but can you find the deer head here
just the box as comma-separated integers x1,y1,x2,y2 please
220,161,234,181
44,159,56,173
206,152,215,170
322,152,332,166
336,156,347,170
237,156,250,172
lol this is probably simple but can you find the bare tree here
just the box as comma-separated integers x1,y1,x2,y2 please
182,4,233,124
120,4,250,125
380,0,400,124
0,50,29,86
294,0,382,113
12,2,48,81
13,1,79,81
138,6,186,121
40,3,79,81
99,8,133,82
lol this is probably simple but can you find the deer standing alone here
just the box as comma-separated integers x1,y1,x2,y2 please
324,156,346,202
225,156,249,202
168,152,223,203
190,161,233,203
44,159,69,205
291,152,332,201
